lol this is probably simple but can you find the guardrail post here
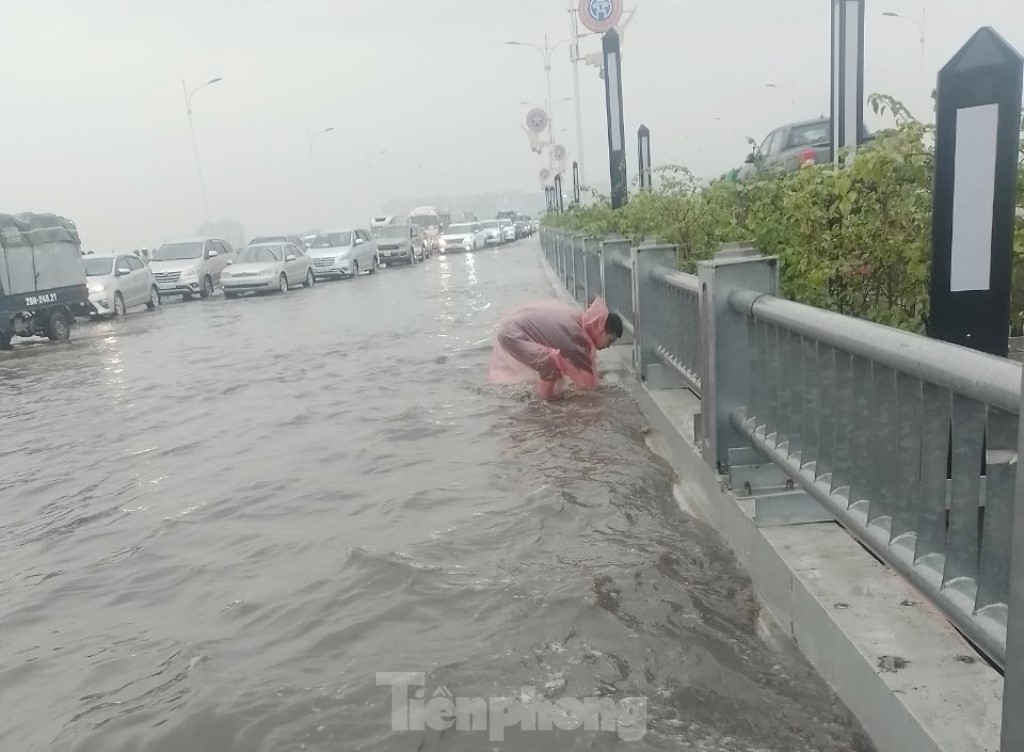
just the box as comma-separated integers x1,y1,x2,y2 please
631,243,678,385
698,243,778,472
569,235,582,297
574,237,588,304
601,237,634,345
584,237,602,305
1003,365,1024,750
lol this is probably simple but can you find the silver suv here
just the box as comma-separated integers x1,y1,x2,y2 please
150,237,234,300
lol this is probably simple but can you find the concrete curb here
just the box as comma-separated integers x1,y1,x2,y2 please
537,247,1003,752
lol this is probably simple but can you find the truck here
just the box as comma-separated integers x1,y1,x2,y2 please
407,207,442,255
0,213,88,349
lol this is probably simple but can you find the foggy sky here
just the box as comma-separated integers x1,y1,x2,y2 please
1,0,1021,250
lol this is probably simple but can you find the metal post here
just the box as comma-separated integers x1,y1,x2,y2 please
572,161,581,205
568,0,586,185
183,81,212,227
544,35,556,173
553,173,564,214
638,125,652,190
631,244,677,384
584,237,602,304
1003,362,1024,750
602,30,628,209
697,244,779,471
830,0,865,163
928,27,1023,358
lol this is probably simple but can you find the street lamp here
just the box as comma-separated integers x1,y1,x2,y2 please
506,37,575,174
182,77,223,227
882,8,928,118
307,126,335,229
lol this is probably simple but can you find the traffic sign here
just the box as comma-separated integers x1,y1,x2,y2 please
553,144,568,161
578,0,623,34
525,108,549,134
539,168,551,182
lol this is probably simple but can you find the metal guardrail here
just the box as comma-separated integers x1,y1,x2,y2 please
728,289,1018,668
540,226,1024,746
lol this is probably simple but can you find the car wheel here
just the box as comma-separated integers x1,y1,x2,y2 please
113,292,126,318
0,330,10,350
146,286,160,310
200,275,213,299
46,310,70,341
304,268,315,288
279,273,289,293
369,257,377,275
352,261,360,278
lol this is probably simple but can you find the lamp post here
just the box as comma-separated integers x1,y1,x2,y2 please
183,77,223,228
506,37,573,172
307,126,335,229
882,8,928,118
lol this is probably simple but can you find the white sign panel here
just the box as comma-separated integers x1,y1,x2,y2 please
950,103,1000,292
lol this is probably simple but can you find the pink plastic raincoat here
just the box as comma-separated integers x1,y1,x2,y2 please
488,297,610,399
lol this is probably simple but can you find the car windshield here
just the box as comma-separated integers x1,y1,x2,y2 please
446,224,474,235
310,232,352,248
379,226,410,239
237,245,283,263
409,216,438,229
482,221,500,229
84,257,113,276
154,242,203,261
787,122,830,148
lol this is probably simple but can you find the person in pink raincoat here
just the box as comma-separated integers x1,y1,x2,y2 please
488,297,623,400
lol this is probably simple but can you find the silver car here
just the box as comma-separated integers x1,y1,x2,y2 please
150,237,234,300
374,224,424,265
307,228,378,279
221,242,315,298
83,253,160,317
480,220,502,246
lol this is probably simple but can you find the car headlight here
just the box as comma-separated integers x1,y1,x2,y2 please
88,283,105,293
181,267,198,277
257,269,275,276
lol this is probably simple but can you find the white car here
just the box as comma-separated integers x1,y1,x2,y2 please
438,223,487,254
480,220,502,246
307,228,378,279
499,220,517,243
83,253,160,317
150,237,234,300
221,241,315,298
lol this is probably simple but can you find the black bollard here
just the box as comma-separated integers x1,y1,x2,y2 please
553,174,564,214
638,125,652,191
928,27,1023,357
602,29,627,209
572,161,581,206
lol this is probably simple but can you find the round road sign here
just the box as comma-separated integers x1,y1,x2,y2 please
553,144,568,161
577,0,623,34
539,168,551,181
526,108,549,134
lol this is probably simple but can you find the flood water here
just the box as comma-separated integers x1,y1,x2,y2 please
0,241,873,751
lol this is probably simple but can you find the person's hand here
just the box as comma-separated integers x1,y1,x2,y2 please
561,342,593,372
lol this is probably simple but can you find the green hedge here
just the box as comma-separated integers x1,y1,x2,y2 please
546,95,1024,334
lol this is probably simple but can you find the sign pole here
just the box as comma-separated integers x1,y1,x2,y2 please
830,0,865,163
572,161,581,206
553,174,564,214
602,29,627,209
638,124,652,190
928,27,1023,358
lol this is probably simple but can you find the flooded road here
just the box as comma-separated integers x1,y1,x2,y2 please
0,241,872,751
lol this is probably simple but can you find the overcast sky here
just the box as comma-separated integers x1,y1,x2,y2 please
1,0,1021,250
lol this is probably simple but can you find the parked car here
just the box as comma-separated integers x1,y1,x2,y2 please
737,117,872,182
498,218,517,243
514,220,531,239
307,228,378,279
221,241,314,297
374,224,425,266
438,223,487,253
0,212,88,349
480,220,502,246
150,237,234,300
250,234,306,249
84,253,160,318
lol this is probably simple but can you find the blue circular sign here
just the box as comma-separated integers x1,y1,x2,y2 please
578,0,622,33
526,108,549,134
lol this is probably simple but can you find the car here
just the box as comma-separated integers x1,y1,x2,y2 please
306,228,378,279
479,219,502,246
250,234,306,249
438,223,487,253
498,218,517,243
150,237,234,300
514,220,531,239
301,234,317,249
221,241,314,297
83,252,160,317
737,117,872,182
375,223,425,265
